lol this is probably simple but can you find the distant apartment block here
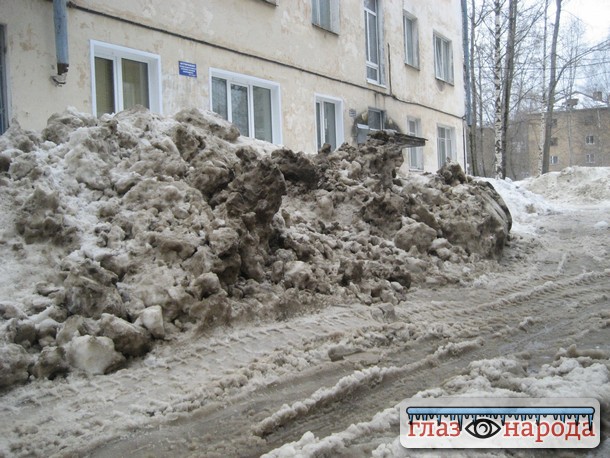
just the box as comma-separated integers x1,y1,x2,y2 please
524,92,610,175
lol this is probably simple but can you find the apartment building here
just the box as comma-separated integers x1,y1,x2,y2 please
0,0,467,172
519,92,610,176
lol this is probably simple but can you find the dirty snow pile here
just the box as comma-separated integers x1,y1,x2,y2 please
480,177,558,234
0,107,511,389
482,166,610,234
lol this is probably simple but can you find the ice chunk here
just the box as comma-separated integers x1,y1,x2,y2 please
66,335,125,375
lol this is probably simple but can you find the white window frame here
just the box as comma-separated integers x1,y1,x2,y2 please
433,33,454,84
407,117,423,171
314,94,344,151
550,155,559,165
364,0,384,85
585,135,595,145
437,124,455,166
403,12,419,68
90,40,162,117
209,68,282,144
586,153,595,163
312,0,340,33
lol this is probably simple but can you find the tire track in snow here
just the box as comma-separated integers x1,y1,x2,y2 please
88,266,609,458
252,271,609,455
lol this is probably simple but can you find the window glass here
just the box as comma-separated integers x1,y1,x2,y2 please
435,37,444,78
316,96,343,150
91,41,161,117
438,130,447,164
95,57,115,117
211,77,228,120
366,12,379,64
437,126,453,165
122,59,149,110
368,109,383,130
231,84,250,137
409,148,423,170
404,15,418,67
367,13,379,65
316,102,322,149
434,35,453,83
210,69,281,144
408,118,423,170
364,0,377,12
365,1,380,83
323,101,337,149
312,0,339,33
253,86,272,142
319,0,332,29
367,66,378,82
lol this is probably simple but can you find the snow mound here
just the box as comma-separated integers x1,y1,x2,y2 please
523,167,610,204
480,177,558,222
0,107,511,389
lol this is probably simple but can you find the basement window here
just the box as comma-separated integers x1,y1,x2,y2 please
315,94,344,151
437,125,455,165
91,41,162,117
407,117,423,170
368,108,384,130
210,68,282,144
586,153,595,163
356,108,384,143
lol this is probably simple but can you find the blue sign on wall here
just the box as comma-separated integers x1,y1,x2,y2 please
179,61,197,78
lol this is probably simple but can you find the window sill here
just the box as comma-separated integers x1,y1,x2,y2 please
435,77,454,86
312,23,339,35
405,62,420,71
366,79,387,89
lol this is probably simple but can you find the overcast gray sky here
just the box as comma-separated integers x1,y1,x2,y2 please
563,0,610,44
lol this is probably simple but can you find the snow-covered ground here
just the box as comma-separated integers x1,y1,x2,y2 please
0,109,609,457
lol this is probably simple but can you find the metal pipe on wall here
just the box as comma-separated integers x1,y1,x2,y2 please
52,0,69,85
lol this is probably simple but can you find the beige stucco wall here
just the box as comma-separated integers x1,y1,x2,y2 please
1,0,466,172
526,109,610,173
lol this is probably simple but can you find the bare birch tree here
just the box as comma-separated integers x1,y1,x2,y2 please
493,0,504,178
541,0,561,175
500,0,518,178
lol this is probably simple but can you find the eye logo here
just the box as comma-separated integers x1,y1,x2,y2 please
465,418,502,439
